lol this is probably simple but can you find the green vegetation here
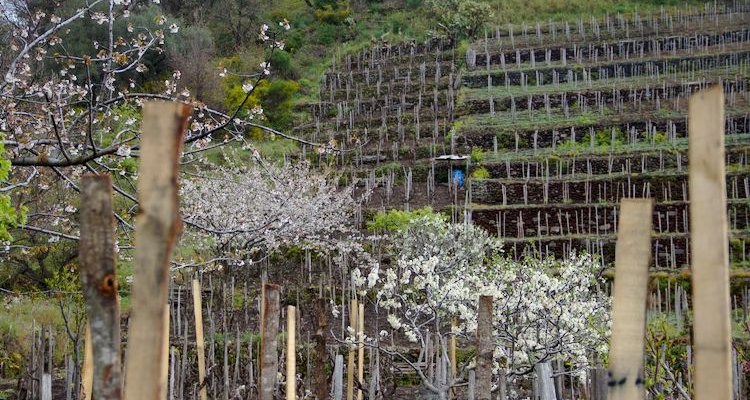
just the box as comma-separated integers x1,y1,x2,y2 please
367,207,441,232
0,141,25,241
471,166,490,179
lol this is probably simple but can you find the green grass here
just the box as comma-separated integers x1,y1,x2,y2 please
461,65,750,101
0,295,76,377
485,0,708,25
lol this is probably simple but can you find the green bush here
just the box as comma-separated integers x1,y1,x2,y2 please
471,167,490,179
470,147,485,163
367,207,441,232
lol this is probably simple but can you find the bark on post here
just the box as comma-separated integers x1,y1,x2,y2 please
260,283,281,400
79,174,122,399
123,101,190,400
313,298,329,400
476,295,493,400
608,198,654,400
688,84,732,400
192,279,207,400
287,305,297,400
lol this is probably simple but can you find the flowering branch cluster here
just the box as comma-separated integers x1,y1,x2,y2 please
354,213,610,394
0,1,340,247
180,159,365,267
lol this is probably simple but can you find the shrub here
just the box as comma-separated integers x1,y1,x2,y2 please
471,166,490,179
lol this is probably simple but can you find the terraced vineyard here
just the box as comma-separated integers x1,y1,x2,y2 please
303,2,750,274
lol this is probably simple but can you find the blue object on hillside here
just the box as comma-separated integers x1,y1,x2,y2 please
451,168,464,188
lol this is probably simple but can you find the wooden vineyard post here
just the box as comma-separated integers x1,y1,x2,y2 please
313,298,328,400
192,279,207,400
476,295,493,400
81,324,93,400
357,302,364,400
607,198,654,400
260,283,281,400
123,101,190,400
450,318,457,399
79,174,122,399
161,304,170,397
688,84,732,399
346,298,358,400
287,305,297,400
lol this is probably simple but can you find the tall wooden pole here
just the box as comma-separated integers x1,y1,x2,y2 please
123,101,190,400
476,295,493,400
346,298,358,400
79,175,122,399
260,283,281,400
357,303,364,400
607,198,654,400
689,84,732,400
192,279,207,400
81,324,93,400
313,298,329,400
286,306,297,400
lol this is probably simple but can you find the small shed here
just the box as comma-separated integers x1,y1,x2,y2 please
434,154,469,188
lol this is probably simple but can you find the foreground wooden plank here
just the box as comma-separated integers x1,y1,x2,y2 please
688,84,732,400
81,324,93,400
260,283,281,400
192,279,207,400
79,174,122,399
476,295,493,400
607,198,654,400
123,101,190,400
346,298,358,400
286,305,296,400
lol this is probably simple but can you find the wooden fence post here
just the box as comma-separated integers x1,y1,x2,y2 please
333,354,344,400
357,302,364,400
314,298,329,400
449,318,457,399
535,361,556,400
689,84,732,400
260,283,281,400
79,174,122,399
346,298,358,400
123,101,190,400
608,198,654,400
81,324,93,400
476,295,493,400
192,279,207,400
287,305,297,400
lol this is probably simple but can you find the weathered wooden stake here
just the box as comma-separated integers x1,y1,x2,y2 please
81,319,93,399
333,354,344,400
476,295,493,400
608,198,654,400
688,84,732,400
161,304,170,397
357,303,364,400
123,101,190,400
260,283,281,400
79,174,122,399
346,298,358,400
192,279,207,400
314,298,329,400
287,305,297,400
